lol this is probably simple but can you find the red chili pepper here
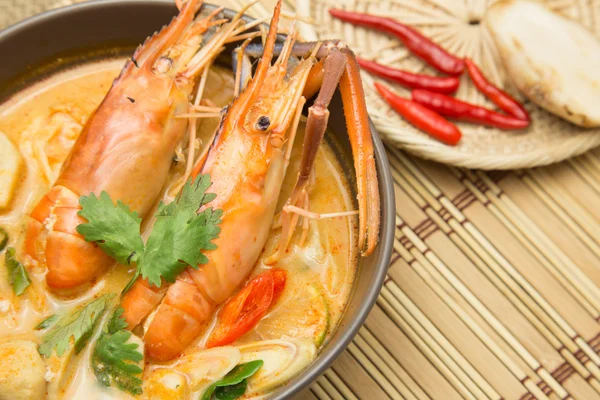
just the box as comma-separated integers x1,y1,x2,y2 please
206,269,287,348
330,9,464,76
411,89,530,130
375,83,461,145
464,58,529,121
358,58,460,94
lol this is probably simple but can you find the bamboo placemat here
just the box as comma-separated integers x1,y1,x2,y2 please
3,1,600,399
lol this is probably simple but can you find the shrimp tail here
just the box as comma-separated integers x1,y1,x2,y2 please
24,186,113,289
143,271,214,360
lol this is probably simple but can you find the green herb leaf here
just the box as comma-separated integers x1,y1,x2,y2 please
92,307,144,395
106,307,128,334
5,247,31,296
157,174,216,219
76,175,221,292
35,314,59,330
38,294,112,358
139,175,222,287
201,360,264,400
77,192,144,265
214,380,248,400
92,331,144,395
0,227,8,252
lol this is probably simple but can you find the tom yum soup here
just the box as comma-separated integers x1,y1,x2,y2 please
0,0,380,398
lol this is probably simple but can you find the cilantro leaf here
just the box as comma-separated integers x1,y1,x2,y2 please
77,192,144,265
92,307,143,395
201,360,264,400
38,294,113,358
139,175,222,287
157,174,216,218
35,314,59,330
5,247,31,296
92,331,143,395
106,307,128,334
76,175,221,291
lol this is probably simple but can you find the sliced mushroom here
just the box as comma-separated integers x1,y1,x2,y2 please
143,368,189,400
173,346,241,391
238,338,316,395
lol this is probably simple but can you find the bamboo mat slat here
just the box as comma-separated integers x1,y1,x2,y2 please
3,0,600,399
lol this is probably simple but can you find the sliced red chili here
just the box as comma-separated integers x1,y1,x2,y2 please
464,58,529,121
271,268,287,304
357,58,460,94
411,89,530,130
206,269,287,348
375,83,461,146
329,9,464,75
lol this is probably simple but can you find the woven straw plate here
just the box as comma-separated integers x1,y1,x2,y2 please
300,0,600,170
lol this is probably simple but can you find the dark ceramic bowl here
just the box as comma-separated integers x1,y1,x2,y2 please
0,1,395,398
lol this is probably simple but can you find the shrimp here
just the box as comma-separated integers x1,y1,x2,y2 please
121,0,380,361
23,0,243,290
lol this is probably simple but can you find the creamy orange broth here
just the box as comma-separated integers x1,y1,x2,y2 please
0,59,357,399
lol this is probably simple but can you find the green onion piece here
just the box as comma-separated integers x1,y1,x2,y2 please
201,360,264,400
5,247,31,296
0,227,8,252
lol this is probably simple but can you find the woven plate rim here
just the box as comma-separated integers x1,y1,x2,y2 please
376,122,600,170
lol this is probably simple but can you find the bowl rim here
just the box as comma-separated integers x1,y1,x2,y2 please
0,1,395,398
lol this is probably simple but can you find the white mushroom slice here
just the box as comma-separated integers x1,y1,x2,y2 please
485,0,600,127
144,368,189,400
46,347,76,400
0,133,23,209
173,346,241,391
0,340,46,400
238,339,317,395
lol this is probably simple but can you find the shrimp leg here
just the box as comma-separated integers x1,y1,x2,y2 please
339,48,380,256
267,47,380,261
266,49,346,263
